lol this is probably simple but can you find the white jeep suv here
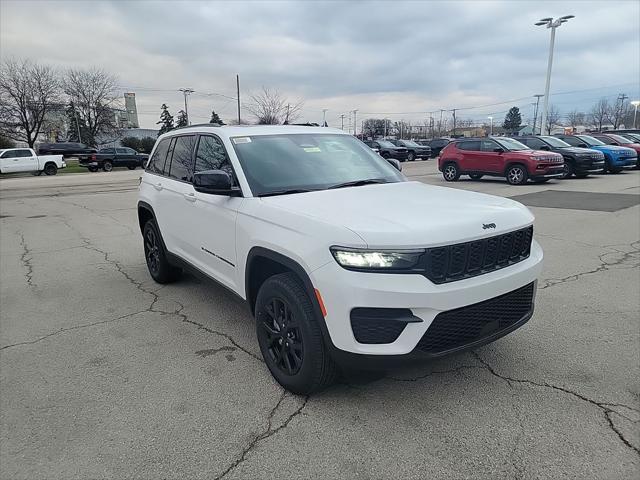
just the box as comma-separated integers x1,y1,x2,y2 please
138,125,543,394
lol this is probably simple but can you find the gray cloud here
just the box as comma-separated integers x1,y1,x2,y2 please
1,0,638,128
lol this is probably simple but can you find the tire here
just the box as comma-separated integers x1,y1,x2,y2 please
102,160,113,172
31,170,43,176
88,166,98,172
127,165,136,170
442,162,460,182
380,152,390,159
469,173,484,180
506,164,528,185
255,272,338,395
561,162,574,179
142,219,181,284
574,173,589,179
407,152,415,162
43,163,58,176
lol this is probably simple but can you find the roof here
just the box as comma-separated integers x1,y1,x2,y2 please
159,124,347,140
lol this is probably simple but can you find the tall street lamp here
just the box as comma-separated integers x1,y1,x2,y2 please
535,15,574,135
632,101,640,129
487,116,493,136
322,109,328,127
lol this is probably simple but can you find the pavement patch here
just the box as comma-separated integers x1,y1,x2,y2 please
510,190,640,212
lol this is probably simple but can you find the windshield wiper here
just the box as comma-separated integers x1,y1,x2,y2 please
259,188,319,197
327,178,389,190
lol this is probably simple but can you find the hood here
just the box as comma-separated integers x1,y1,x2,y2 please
590,145,636,154
557,146,601,156
261,181,534,248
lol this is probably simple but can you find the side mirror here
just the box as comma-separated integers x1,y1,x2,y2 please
540,145,550,151
193,170,240,196
493,147,504,153
579,143,587,148
386,158,402,171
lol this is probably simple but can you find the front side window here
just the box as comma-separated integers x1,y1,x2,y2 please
0,150,15,158
232,133,404,196
116,148,128,154
147,138,171,175
539,136,571,148
480,140,499,152
521,138,545,149
400,140,420,147
167,135,196,182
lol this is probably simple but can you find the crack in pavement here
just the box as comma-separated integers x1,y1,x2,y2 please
214,391,309,480
540,243,640,290
470,351,640,455
19,232,35,288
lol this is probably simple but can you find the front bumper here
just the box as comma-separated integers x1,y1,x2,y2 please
311,239,543,356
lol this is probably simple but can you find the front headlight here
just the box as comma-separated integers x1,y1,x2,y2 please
330,247,424,271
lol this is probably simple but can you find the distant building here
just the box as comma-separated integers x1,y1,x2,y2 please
113,93,140,129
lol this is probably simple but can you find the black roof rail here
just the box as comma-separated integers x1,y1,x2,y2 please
171,123,223,131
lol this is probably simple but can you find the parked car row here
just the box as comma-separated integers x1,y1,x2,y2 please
363,138,451,161
437,134,638,185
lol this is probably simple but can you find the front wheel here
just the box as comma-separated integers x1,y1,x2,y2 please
561,162,574,179
442,162,460,182
407,152,415,162
255,272,338,395
506,165,528,185
43,163,58,176
102,160,113,172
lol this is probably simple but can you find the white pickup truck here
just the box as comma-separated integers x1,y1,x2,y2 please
0,148,66,175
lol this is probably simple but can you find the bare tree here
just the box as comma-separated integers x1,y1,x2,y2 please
63,67,120,145
545,104,561,134
588,98,611,132
246,87,303,125
610,95,629,129
565,109,585,128
0,58,61,147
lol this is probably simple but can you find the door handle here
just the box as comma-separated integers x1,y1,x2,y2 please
183,192,197,202
154,182,163,191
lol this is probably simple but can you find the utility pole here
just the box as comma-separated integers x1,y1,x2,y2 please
532,94,544,134
340,114,345,130
284,104,290,124
352,109,358,136
614,93,628,129
439,109,444,136
236,75,241,125
451,109,457,137
322,109,328,127
179,88,194,125
74,109,82,143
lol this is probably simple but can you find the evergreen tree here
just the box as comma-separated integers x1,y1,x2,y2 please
156,104,175,136
209,109,225,125
176,110,188,128
502,107,522,133
65,102,91,144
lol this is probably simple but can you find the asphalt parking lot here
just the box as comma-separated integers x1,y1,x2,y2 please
1,163,639,479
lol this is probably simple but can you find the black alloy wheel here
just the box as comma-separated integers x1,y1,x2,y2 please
259,297,304,375
103,160,113,172
407,152,415,162
43,163,57,175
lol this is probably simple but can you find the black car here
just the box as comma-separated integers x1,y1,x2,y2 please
420,138,450,158
515,136,605,178
387,139,431,161
38,142,97,160
363,140,409,161
80,147,149,172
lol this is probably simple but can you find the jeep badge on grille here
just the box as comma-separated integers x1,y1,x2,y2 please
483,223,496,229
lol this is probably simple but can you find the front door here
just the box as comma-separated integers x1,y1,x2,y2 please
189,134,243,291
478,139,504,173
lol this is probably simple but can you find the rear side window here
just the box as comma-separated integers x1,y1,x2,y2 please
167,135,196,182
116,148,128,154
457,141,480,151
594,136,614,145
147,138,171,175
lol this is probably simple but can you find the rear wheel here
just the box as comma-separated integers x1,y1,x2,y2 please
102,160,113,172
442,162,460,182
469,173,483,180
43,163,58,176
506,164,528,185
88,166,98,172
143,219,181,284
255,272,338,395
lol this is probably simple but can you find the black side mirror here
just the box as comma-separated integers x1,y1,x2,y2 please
540,145,550,151
493,147,504,153
386,158,402,171
579,143,587,148
193,170,240,196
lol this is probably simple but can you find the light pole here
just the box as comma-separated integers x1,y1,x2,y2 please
535,15,574,135
322,109,328,127
179,88,194,125
352,109,358,136
632,101,640,129
487,117,493,136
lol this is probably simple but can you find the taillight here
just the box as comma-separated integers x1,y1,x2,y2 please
91,153,96,160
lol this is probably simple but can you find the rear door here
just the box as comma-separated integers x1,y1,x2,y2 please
154,135,198,261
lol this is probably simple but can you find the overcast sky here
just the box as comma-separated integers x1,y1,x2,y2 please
1,0,639,129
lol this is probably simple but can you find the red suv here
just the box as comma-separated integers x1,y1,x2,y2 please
438,137,565,185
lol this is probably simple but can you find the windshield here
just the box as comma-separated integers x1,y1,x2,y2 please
577,135,605,146
401,140,420,147
607,134,633,144
540,136,571,148
493,137,530,151
377,140,395,148
231,134,405,196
